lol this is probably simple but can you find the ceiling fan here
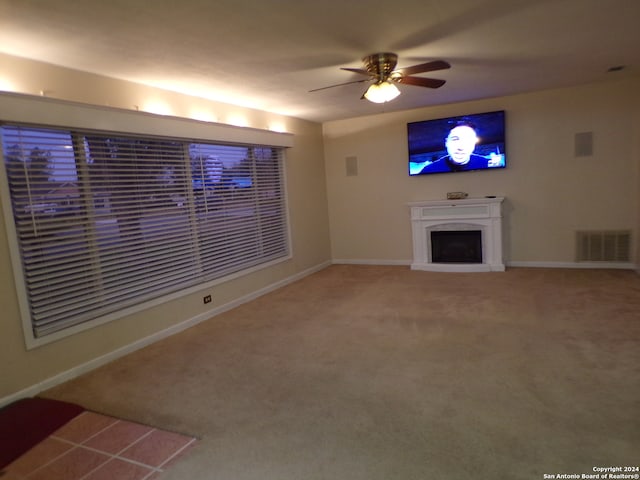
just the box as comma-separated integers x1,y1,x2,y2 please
310,52,450,103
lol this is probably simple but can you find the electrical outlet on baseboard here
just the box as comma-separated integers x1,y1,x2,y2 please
203,294,212,304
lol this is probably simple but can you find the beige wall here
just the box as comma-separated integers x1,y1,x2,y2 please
0,54,331,400
323,78,640,265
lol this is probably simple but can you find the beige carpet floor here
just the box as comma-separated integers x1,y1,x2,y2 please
42,265,640,479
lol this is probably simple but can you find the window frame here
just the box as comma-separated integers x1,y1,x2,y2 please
0,97,293,348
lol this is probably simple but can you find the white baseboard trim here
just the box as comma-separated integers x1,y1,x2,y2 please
0,260,332,408
507,261,637,270
332,259,412,266
331,258,638,270
331,258,640,274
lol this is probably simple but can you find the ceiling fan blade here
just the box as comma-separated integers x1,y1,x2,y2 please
396,76,446,88
340,67,376,77
309,78,370,93
397,60,451,76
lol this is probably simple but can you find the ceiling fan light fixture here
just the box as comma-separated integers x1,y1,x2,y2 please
364,81,400,103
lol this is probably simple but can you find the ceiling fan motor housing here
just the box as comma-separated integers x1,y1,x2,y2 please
363,52,398,81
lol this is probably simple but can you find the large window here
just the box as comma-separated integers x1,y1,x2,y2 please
1,124,289,339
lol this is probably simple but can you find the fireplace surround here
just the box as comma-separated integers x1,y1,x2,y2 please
409,197,505,272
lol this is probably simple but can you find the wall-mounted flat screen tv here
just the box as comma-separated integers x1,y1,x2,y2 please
408,110,506,176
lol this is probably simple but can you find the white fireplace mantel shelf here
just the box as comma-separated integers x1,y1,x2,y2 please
408,197,505,272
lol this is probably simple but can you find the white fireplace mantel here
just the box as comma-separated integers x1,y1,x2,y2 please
408,197,505,272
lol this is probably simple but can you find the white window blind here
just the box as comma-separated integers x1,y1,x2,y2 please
1,124,288,338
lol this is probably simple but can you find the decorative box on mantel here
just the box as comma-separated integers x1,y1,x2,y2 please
408,197,505,272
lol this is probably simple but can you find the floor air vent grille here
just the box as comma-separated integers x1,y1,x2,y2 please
576,230,631,262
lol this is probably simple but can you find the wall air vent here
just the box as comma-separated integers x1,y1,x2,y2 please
576,230,631,262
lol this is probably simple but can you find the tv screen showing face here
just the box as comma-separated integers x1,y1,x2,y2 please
408,110,506,176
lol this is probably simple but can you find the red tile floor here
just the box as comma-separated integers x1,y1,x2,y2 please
2,411,197,480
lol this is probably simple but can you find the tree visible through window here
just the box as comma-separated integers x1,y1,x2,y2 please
1,124,289,339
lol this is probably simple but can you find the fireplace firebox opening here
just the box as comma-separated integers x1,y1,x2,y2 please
431,230,482,263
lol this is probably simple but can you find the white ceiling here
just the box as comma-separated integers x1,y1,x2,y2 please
1,0,639,123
